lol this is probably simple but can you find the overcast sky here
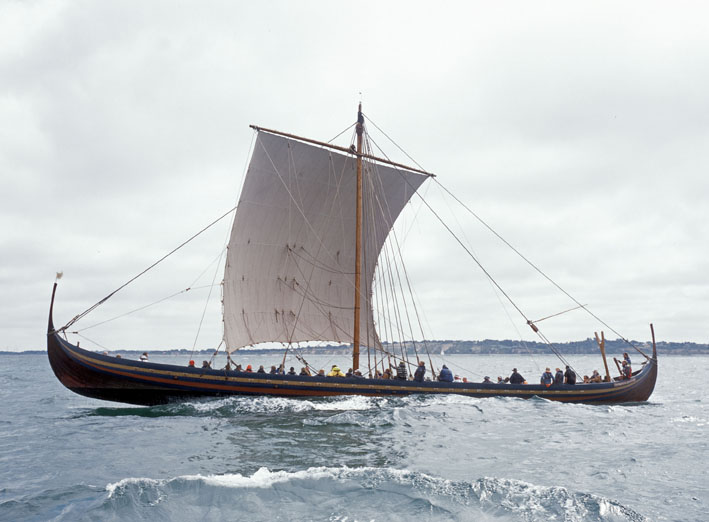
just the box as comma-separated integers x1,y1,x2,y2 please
2,1,708,352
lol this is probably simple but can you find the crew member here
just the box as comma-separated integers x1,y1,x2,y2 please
509,368,525,384
564,365,576,385
438,365,453,382
413,361,426,382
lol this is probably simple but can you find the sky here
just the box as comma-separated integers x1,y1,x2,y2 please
1,1,708,352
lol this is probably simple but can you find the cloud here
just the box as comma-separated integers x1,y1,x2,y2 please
2,1,708,351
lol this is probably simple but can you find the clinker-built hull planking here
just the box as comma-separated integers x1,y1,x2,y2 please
47,287,658,407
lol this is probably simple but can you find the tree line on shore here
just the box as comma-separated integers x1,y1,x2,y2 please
5,338,707,355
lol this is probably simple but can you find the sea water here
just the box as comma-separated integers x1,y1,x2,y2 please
0,353,706,521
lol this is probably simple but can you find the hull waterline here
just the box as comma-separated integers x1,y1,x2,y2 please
47,286,658,407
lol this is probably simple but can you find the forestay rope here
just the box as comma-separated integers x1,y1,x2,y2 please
58,206,238,333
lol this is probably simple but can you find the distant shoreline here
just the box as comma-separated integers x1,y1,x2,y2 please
4,338,708,355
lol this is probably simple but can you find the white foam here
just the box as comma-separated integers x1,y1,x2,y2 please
105,466,436,497
105,466,644,519
106,476,161,497
183,394,381,414
196,467,341,488
309,395,379,411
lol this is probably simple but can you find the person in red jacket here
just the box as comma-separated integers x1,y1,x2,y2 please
622,360,632,379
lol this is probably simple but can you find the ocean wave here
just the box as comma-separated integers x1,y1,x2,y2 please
99,466,646,521
82,395,385,419
81,389,621,421
186,395,383,415
302,409,397,427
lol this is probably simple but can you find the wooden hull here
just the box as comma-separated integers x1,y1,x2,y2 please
47,286,658,406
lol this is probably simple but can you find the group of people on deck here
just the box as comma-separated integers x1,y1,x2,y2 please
504,352,633,386
176,352,634,384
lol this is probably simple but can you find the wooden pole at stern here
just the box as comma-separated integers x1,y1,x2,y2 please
353,103,364,371
595,331,612,382
650,323,657,359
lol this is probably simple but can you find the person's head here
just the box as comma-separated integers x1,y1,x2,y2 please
624,352,628,357
484,376,490,381
289,367,294,371
556,368,561,372
419,360,425,366
332,364,337,369
545,367,550,372
246,364,252,370
622,360,627,366
442,365,448,369
565,365,570,370
189,360,195,367
512,368,517,372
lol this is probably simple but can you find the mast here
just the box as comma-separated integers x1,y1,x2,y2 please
353,103,364,370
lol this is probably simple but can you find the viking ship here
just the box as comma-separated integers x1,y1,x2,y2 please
47,105,658,405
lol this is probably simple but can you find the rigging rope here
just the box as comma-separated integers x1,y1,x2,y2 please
364,113,647,365
328,122,357,144
432,177,649,360
190,246,227,361
59,206,238,332
71,285,217,333
364,119,583,371
364,142,435,375
73,332,111,352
